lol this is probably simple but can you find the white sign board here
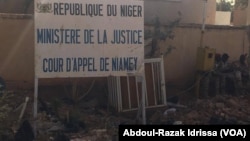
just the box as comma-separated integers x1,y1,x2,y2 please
34,0,144,78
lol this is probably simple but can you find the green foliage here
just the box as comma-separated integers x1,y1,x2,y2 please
144,15,180,58
216,0,234,11
234,0,248,9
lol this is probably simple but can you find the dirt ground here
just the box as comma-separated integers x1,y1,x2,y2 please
0,82,250,141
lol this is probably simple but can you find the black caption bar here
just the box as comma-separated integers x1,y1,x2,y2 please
119,125,250,141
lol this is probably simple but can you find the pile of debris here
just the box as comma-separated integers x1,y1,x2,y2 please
147,93,250,126
0,79,249,141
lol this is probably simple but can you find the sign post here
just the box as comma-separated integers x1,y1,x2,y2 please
34,0,144,135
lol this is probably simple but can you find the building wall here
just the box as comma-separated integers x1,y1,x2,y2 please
246,0,250,25
233,8,247,26
144,0,216,25
144,0,182,24
181,0,216,24
0,14,34,88
0,14,248,88
148,24,248,86
233,0,250,26
0,0,33,14
215,11,231,25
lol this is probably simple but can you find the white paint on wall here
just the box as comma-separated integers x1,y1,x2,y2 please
215,11,231,25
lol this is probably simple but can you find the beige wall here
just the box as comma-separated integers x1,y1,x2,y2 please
233,9,247,26
181,0,216,24
0,14,248,88
215,11,231,25
233,0,250,26
144,0,216,25
149,24,248,86
0,14,34,88
246,0,250,25
0,0,33,14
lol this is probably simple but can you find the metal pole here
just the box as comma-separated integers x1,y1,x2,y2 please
141,74,146,124
117,77,122,112
160,55,167,105
202,0,207,32
151,63,157,105
33,76,38,137
135,76,140,107
126,76,131,109
200,0,208,47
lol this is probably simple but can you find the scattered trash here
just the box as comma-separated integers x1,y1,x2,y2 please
173,121,183,125
0,86,249,141
163,108,176,115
